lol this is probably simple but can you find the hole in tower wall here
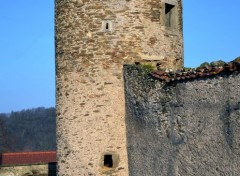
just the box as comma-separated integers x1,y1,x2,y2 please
104,155,113,168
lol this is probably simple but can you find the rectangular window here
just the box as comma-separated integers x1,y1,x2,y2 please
165,3,175,27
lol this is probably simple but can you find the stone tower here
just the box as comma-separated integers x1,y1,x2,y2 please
55,0,183,175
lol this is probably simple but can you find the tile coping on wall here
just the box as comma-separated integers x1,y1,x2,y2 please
150,61,240,82
0,151,56,166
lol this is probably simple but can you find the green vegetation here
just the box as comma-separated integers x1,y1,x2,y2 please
0,107,56,153
210,60,225,67
0,115,11,153
199,62,210,68
234,56,240,62
183,67,192,71
141,63,155,75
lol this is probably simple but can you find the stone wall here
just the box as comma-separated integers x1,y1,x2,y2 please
124,65,240,176
55,0,183,175
0,163,56,176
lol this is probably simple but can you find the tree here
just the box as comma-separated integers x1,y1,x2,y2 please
0,114,12,153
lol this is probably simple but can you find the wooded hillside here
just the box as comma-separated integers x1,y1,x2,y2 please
0,107,56,153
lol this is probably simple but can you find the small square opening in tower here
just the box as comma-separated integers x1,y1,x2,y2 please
165,3,175,27
104,155,113,168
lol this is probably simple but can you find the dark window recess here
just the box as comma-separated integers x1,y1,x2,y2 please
106,22,109,30
104,155,113,167
165,3,175,27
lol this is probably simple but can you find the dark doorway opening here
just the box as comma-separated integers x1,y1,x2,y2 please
104,154,113,167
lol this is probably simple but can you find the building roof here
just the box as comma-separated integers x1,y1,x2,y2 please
0,151,56,166
150,61,240,82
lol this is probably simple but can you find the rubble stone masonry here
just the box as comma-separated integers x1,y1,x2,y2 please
124,65,240,176
55,0,183,175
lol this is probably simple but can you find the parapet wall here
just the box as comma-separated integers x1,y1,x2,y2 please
124,65,240,176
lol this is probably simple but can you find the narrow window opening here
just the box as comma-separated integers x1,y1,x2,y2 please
104,155,113,168
101,21,112,32
165,3,175,27
105,22,109,30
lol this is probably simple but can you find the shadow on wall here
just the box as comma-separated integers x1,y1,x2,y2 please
0,154,2,165
48,162,57,176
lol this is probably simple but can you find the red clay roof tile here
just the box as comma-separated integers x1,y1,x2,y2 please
150,61,240,82
0,151,56,166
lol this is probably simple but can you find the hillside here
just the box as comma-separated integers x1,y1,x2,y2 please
0,107,56,153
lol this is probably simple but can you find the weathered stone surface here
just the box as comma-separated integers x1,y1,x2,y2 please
124,65,240,176
55,0,183,175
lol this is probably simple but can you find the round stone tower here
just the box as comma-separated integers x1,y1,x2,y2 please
55,0,183,175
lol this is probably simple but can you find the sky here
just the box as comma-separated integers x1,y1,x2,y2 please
0,0,240,113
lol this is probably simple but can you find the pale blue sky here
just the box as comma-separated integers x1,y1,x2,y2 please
0,0,239,113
